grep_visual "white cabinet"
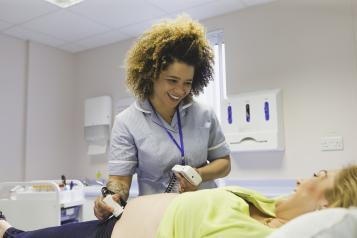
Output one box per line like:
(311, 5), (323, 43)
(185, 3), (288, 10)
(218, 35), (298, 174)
(0, 180), (84, 230)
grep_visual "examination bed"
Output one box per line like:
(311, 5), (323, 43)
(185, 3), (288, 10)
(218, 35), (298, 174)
(2, 178), (356, 238)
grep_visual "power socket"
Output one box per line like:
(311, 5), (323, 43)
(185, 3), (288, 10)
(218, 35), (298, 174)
(320, 136), (343, 151)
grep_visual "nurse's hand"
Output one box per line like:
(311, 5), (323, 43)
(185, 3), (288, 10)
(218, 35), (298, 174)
(176, 172), (199, 193)
(94, 194), (120, 220)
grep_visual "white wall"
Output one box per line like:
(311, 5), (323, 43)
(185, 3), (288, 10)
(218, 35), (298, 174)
(0, 38), (76, 182)
(0, 35), (26, 181)
(74, 0), (357, 179)
(1, 0), (356, 182)
(202, 0), (357, 178)
(73, 40), (134, 179)
(25, 42), (76, 180)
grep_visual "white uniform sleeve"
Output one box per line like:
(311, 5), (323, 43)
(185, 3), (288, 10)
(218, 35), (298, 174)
(207, 109), (230, 161)
(108, 114), (138, 175)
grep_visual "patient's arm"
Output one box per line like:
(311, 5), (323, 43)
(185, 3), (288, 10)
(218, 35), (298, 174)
(111, 193), (177, 238)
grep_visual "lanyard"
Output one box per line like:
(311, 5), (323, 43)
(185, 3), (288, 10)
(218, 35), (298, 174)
(149, 102), (185, 165)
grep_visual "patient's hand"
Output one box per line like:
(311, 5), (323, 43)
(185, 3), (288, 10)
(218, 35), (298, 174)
(94, 194), (120, 220)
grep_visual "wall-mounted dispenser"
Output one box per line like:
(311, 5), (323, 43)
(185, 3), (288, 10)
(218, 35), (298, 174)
(84, 96), (112, 155)
(220, 89), (284, 152)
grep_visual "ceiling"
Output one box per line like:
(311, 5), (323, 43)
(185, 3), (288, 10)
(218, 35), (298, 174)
(0, 0), (274, 53)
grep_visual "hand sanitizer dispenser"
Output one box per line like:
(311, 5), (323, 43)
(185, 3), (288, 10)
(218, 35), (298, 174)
(221, 89), (284, 152)
(84, 96), (112, 155)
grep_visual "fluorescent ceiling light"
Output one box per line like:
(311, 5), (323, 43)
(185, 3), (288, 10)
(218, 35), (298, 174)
(45, 0), (85, 8)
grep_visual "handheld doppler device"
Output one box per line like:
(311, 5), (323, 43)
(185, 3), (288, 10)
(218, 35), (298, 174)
(103, 194), (124, 217)
(172, 165), (202, 186)
(101, 187), (126, 217)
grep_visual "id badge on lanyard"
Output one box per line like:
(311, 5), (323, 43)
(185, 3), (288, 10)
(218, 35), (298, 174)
(150, 102), (185, 165)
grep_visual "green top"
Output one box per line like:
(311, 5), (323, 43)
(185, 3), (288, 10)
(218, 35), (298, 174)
(156, 186), (277, 238)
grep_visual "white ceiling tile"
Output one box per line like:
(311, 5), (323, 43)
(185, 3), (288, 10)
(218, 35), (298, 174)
(120, 12), (197, 38)
(77, 29), (130, 48)
(57, 42), (90, 53)
(69, 0), (167, 29)
(183, 0), (246, 21)
(148, 0), (215, 13)
(0, 20), (12, 31)
(0, 0), (59, 24)
(4, 26), (66, 47)
(119, 18), (166, 38)
(242, 0), (275, 7)
(0, 0), (274, 53)
(22, 9), (110, 42)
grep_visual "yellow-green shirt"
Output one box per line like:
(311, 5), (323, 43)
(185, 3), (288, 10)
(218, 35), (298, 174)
(156, 186), (277, 238)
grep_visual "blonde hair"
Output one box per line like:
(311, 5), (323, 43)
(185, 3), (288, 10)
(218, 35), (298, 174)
(125, 15), (214, 101)
(326, 164), (357, 208)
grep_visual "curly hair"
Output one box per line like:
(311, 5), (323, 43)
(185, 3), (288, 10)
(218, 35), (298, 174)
(325, 164), (357, 208)
(125, 15), (214, 100)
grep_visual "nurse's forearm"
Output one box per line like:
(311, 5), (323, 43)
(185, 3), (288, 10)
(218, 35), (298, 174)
(197, 156), (231, 182)
(107, 175), (132, 201)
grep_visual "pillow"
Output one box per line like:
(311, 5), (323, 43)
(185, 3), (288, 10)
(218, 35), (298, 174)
(267, 207), (357, 238)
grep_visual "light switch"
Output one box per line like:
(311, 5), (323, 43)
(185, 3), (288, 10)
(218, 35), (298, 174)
(320, 136), (344, 151)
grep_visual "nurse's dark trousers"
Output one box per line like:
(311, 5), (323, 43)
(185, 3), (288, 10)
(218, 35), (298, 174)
(3, 216), (118, 238)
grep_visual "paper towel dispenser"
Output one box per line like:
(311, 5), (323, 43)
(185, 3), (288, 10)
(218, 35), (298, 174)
(220, 89), (284, 152)
(84, 96), (112, 155)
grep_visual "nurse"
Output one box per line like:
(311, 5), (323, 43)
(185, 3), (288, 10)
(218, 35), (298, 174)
(94, 15), (231, 220)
